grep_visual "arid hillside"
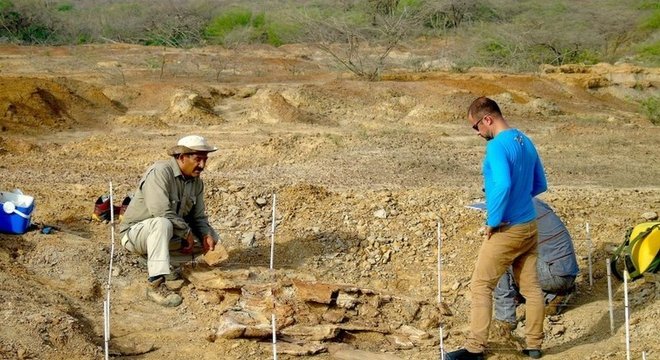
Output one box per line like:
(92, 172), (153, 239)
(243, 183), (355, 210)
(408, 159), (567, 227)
(0, 44), (658, 360)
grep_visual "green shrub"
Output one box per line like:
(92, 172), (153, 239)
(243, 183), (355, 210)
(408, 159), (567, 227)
(76, 33), (91, 44)
(637, 40), (660, 60)
(479, 40), (512, 66)
(56, 3), (73, 12)
(399, 0), (422, 8)
(142, 23), (203, 47)
(0, 1), (58, 44)
(646, 11), (660, 28)
(639, 0), (660, 11)
(262, 20), (300, 47)
(222, 26), (257, 47)
(252, 12), (266, 28)
(204, 8), (253, 40)
(640, 96), (660, 125)
(640, 8), (660, 30)
(572, 49), (601, 64)
(204, 8), (300, 47)
(484, 41), (509, 57)
(421, 0), (499, 31)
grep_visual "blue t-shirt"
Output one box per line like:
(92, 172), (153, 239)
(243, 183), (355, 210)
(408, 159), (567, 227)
(483, 128), (547, 227)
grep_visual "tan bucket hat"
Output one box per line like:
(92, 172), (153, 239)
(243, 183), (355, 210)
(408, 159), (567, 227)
(167, 135), (218, 156)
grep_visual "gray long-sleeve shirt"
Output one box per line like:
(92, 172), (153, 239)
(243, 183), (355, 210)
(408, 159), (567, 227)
(119, 157), (215, 240)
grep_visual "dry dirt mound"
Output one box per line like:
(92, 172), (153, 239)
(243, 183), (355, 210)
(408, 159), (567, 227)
(0, 77), (124, 135)
(164, 90), (226, 126)
(211, 135), (343, 170)
(114, 112), (169, 129)
(0, 232), (104, 359)
(0, 136), (41, 155)
(249, 89), (332, 125)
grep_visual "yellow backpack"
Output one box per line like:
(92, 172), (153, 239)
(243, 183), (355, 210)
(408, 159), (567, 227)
(610, 222), (660, 281)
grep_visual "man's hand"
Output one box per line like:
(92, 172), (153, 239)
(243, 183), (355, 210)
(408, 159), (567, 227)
(486, 222), (509, 240)
(203, 234), (215, 253)
(181, 231), (195, 254)
(486, 226), (496, 240)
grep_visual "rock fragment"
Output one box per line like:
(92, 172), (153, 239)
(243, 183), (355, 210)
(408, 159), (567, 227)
(373, 209), (388, 219)
(203, 244), (229, 266)
(641, 211), (658, 221)
(242, 232), (256, 247)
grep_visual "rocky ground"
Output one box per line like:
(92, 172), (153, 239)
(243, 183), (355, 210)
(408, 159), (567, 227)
(0, 44), (658, 360)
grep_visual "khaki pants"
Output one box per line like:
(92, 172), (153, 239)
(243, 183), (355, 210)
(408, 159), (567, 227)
(466, 221), (544, 352)
(121, 217), (174, 278)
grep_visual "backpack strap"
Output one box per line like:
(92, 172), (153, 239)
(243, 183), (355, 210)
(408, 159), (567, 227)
(610, 227), (633, 281)
(610, 223), (660, 281)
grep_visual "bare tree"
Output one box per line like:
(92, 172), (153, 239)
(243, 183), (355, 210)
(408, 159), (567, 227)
(585, 4), (644, 61)
(369, 0), (400, 16)
(296, 6), (416, 81)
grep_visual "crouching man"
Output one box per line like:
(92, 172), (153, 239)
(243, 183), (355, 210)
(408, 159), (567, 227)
(493, 199), (579, 333)
(119, 135), (220, 307)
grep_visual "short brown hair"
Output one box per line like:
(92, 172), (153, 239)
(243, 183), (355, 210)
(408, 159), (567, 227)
(468, 96), (502, 120)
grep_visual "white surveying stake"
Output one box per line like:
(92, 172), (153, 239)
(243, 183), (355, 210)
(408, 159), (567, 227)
(437, 221), (443, 305)
(586, 222), (593, 288)
(623, 269), (631, 360)
(437, 221), (445, 360)
(270, 193), (278, 360)
(103, 181), (117, 360)
(605, 258), (615, 335)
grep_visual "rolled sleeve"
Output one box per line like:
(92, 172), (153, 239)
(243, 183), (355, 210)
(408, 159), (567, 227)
(187, 182), (214, 239)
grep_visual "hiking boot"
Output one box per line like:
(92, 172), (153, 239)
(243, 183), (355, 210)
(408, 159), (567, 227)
(445, 349), (484, 360)
(545, 292), (573, 316)
(147, 275), (165, 288)
(164, 268), (182, 281)
(522, 349), (543, 358)
(146, 276), (182, 307)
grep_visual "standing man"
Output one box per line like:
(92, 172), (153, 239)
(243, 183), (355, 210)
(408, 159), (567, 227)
(447, 97), (548, 359)
(120, 135), (220, 307)
(493, 198), (579, 333)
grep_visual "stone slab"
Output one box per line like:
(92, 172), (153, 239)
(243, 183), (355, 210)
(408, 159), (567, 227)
(203, 243), (229, 266)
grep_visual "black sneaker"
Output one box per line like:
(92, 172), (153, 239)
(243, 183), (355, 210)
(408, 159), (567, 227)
(446, 349), (484, 360)
(522, 349), (542, 359)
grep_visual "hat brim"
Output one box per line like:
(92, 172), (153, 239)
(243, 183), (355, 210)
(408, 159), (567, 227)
(167, 145), (218, 156)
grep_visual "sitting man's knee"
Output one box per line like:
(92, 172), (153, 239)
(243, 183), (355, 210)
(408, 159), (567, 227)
(151, 217), (174, 235)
